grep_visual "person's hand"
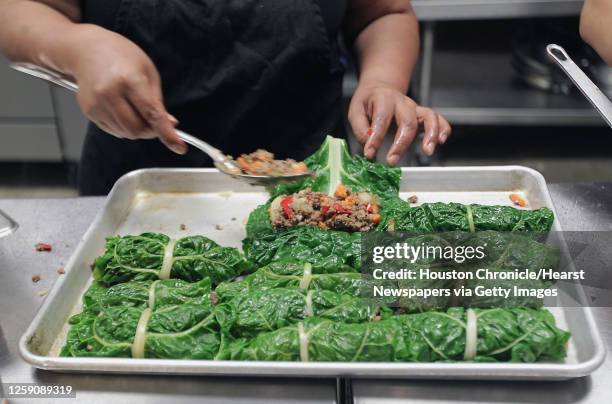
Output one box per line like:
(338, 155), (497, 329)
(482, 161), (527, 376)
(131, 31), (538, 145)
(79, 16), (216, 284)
(67, 25), (187, 154)
(348, 80), (451, 165)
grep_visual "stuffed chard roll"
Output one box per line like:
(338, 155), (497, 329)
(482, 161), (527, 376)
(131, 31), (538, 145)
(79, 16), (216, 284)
(380, 199), (554, 232)
(80, 278), (213, 314)
(243, 225), (362, 270)
(459, 231), (560, 308)
(216, 287), (390, 338)
(61, 279), (221, 359)
(222, 307), (569, 363)
(93, 233), (251, 286)
(383, 231), (561, 311)
(215, 262), (371, 303)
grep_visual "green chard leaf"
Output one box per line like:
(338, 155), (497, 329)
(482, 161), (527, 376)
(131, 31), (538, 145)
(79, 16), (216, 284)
(221, 307), (569, 363)
(243, 226), (362, 270)
(215, 261), (368, 303)
(245, 136), (401, 239)
(80, 278), (213, 315)
(271, 135), (401, 200)
(379, 200), (555, 232)
(459, 231), (560, 308)
(216, 287), (389, 338)
(376, 231), (561, 311)
(61, 279), (222, 359)
(94, 233), (252, 286)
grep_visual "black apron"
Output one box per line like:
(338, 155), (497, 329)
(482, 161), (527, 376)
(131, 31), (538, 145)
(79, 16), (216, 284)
(79, 0), (347, 195)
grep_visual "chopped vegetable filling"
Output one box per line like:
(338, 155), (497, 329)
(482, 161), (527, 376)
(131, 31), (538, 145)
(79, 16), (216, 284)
(270, 185), (381, 232)
(236, 149), (308, 176)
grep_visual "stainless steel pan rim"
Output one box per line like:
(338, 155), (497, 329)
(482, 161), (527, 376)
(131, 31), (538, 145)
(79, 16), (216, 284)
(0, 208), (19, 238)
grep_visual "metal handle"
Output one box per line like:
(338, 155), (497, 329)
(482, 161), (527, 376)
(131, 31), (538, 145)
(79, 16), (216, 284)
(174, 130), (226, 162)
(546, 44), (612, 128)
(10, 62), (78, 92)
(9, 62), (230, 164)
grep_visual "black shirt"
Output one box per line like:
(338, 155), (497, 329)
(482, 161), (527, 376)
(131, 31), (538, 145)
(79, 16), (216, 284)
(82, 0), (347, 39)
(77, 0), (349, 195)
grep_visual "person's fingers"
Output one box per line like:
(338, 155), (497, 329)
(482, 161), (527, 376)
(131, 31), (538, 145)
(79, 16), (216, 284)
(416, 106), (440, 156)
(437, 113), (452, 144)
(89, 104), (125, 139)
(364, 94), (393, 160)
(94, 117), (120, 138)
(126, 79), (187, 154)
(167, 114), (179, 126)
(386, 99), (418, 166)
(347, 98), (372, 145)
(110, 98), (153, 139)
(76, 89), (123, 138)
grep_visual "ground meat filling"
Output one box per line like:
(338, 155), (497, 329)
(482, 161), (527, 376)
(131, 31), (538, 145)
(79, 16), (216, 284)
(269, 185), (381, 232)
(236, 150), (309, 176)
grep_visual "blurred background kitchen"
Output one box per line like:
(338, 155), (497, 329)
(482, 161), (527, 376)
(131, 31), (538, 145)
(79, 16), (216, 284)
(0, 0), (610, 198)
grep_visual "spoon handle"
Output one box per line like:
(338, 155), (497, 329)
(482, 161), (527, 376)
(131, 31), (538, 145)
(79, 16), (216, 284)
(9, 62), (232, 166)
(173, 131), (221, 160)
(547, 44), (612, 128)
(10, 62), (78, 92)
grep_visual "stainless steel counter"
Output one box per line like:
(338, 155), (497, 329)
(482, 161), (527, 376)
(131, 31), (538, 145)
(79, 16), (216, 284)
(0, 198), (337, 404)
(0, 182), (610, 403)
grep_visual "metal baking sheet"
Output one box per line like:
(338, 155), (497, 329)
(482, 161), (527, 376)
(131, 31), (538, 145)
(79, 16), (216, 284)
(19, 167), (606, 380)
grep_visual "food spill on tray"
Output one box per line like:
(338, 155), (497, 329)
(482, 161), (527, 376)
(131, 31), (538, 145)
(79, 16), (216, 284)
(35, 242), (52, 252)
(235, 149), (308, 176)
(61, 136), (569, 363)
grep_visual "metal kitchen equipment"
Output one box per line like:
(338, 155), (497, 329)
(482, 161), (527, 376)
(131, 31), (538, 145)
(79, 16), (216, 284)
(547, 44), (612, 128)
(19, 167), (606, 380)
(9, 62), (313, 186)
(0, 208), (18, 238)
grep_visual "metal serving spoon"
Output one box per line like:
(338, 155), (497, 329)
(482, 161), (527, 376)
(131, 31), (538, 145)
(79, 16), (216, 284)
(10, 62), (312, 186)
(546, 44), (612, 128)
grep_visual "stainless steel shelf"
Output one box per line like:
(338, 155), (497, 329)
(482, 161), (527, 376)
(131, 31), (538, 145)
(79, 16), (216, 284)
(426, 49), (605, 126)
(412, 0), (584, 21)
(434, 106), (601, 125)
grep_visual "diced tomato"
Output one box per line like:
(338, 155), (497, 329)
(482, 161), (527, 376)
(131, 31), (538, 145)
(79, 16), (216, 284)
(280, 196), (294, 219)
(370, 213), (381, 224)
(366, 203), (373, 213)
(333, 203), (351, 215)
(321, 205), (330, 214)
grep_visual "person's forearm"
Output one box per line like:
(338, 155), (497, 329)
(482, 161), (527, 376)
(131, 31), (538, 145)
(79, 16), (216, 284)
(0, 0), (86, 76)
(580, 0), (612, 65)
(351, 5), (419, 93)
(344, 1), (449, 164)
(0, 0), (185, 153)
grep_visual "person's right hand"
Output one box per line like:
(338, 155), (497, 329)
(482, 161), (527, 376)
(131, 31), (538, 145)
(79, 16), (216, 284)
(68, 25), (187, 154)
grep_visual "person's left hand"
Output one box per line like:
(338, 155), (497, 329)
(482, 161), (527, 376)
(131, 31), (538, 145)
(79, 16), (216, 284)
(348, 80), (451, 165)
